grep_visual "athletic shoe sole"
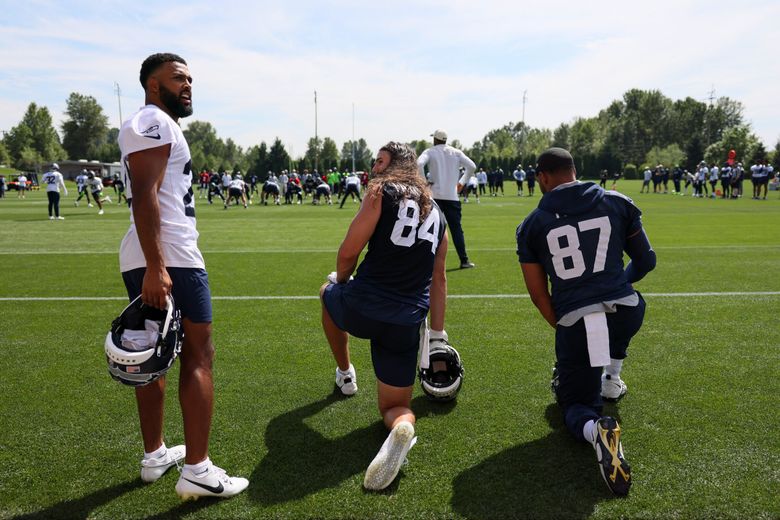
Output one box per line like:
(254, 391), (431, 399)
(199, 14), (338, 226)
(364, 422), (416, 491)
(594, 417), (631, 496)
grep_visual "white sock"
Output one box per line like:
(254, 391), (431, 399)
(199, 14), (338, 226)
(338, 365), (352, 375)
(583, 420), (597, 446)
(144, 443), (167, 459)
(430, 329), (448, 341)
(605, 358), (624, 378)
(184, 457), (211, 475)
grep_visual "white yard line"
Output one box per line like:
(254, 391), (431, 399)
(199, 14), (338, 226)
(2, 291), (779, 302)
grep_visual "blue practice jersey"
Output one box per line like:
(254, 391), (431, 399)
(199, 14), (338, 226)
(516, 181), (643, 319)
(347, 185), (446, 325)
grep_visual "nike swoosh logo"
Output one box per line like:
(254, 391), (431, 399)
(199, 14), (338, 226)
(183, 478), (224, 494)
(144, 134), (161, 140)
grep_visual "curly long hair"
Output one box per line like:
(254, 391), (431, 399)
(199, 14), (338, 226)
(368, 141), (433, 219)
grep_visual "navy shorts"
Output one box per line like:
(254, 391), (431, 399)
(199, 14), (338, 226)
(322, 282), (420, 387)
(122, 267), (213, 323)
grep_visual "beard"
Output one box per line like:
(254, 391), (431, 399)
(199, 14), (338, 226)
(159, 84), (193, 119)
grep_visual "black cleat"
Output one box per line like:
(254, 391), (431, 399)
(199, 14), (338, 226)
(593, 416), (631, 496)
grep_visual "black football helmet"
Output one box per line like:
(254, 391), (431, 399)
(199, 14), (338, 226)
(104, 295), (182, 387)
(419, 339), (464, 401)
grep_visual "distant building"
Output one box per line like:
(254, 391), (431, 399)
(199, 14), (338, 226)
(45, 160), (121, 180)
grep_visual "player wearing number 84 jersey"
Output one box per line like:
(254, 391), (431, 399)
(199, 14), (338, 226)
(516, 148), (656, 496)
(321, 141), (448, 491)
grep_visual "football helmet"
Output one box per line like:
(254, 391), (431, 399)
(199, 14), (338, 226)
(104, 295), (182, 387)
(419, 339), (464, 401)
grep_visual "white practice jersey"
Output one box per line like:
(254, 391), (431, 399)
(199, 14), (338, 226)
(118, 104), (203, 272)
(229, 179), (245, 190)
(90, 177), (104, 192)
(76, 174), (87, 188)
(346, 175), (360, 186)
(417, 144), (476, 201)
(42, 171), (65, 193)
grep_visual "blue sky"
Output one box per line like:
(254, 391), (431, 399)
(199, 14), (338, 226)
(1, 0), (778, 157)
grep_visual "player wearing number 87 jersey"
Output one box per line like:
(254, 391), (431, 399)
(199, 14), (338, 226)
(321, 141), (448, 491)
(516, 148), (656, 496)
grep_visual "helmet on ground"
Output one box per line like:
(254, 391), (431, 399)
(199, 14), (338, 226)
(419, 339), (464, 401)
(104, 295), (182, 387)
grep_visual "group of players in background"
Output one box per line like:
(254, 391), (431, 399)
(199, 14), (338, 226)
(194, 167), (367, 208)
(626, 160), (775, 199)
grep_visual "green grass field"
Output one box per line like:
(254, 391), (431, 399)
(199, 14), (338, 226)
(1, 181), (778, 519)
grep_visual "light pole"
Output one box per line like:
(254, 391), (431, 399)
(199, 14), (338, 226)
(352, 103), (356, 173)
(114, 82), (123, 127)
(314, 90), (319, 173)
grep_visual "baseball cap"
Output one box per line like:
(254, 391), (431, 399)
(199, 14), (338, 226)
(52, 163), (59, 170)
(536, 147), (574, 173)
(431, 129), (448, 141)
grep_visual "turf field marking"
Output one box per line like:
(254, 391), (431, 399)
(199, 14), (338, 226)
(2, 244), (780, 255)
(2, 291), (779, 302)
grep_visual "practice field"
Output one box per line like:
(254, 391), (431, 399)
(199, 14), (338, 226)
(0, 181), (778, 519)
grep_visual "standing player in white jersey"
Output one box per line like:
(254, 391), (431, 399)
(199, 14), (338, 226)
(41, 163), (68, 219)
(417, 129), (477, 269)
(117, 53), (248, 500)
(74, 169), (93, 207)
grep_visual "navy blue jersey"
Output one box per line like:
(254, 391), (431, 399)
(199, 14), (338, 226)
(349, 185), (446, 324)
(516, 182), (642, 319)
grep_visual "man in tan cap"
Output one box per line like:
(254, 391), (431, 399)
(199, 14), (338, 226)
(417, 129), (477, 269)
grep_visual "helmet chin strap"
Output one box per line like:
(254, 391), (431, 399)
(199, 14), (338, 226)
(160, 295), (174, 338)
(419, 319), (430, 370)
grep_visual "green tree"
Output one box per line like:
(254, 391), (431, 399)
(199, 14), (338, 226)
(341, 139), (372, 171)
(246, 142), (269, 177)
(321, 137), (339, 170)
(61, 92), (109, 160)
(644, 144), (686, 169)
(407, 140), (431, 158)
(703, 125), (762, 165)
(93, 127), (120, 163)
(552, 123), (571, 149)
(771, 139), (780, 172)
(0, 141), (10, 166)
(305, 137), (322, 170)
(183, 121), (225, 160)
(268, 138), (291, 173)
(4, 103), (65, 166)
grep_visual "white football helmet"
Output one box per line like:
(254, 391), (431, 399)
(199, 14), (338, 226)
(105, 295), (182, 387)
(419, 339), (464, 401)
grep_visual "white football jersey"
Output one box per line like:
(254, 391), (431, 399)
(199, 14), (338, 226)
(42, 171), (64, 192)
(118, 104), (203, 272)
(229, 179), (245, 190)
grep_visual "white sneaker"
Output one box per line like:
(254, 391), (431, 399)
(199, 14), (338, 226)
(56, 216), (65, 220)
(49, 216), (54, 220)
(74, 201), (79, 207)
(88, 203), (93, 207)
(601, 373), (628, 401)
(364, 421), (417, 490)
(140, 445), (185, 483)
(98, 209), (104, 215)
(335, 364), (358, 396)
(104, 196), (112, 203)
(175, 461), (249, 500)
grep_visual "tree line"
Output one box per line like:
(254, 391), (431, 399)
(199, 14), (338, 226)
(2, 89), (778, 179)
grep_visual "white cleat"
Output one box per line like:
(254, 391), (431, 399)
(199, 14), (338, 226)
(49, 216), (55, 220)
(335, 364), (358, 396)
(364, 421), (417, 491)
(98, 209), (104, 215)
(140, 445), (185, 483)
(175, 462), (249, 500)
(601, 373), (628, 401)
(56, 216), (65, 220)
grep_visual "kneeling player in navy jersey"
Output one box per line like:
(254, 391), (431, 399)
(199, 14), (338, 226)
(516, 148), (656, 496)
(321, 142), (448, 491)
